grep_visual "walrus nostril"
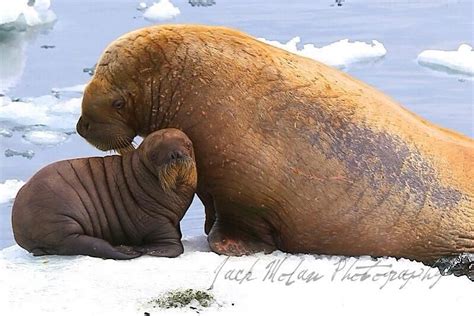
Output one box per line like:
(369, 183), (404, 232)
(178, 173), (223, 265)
(169, 150), (184, 160)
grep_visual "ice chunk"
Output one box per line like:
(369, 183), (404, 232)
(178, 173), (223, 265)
(4, 149), (35, 159)
(258, 37), (387, 68)
(417, 44), (474, 76)
(137, 2), (148, 11)
(188, 0), (216, 7)
(0, 95), (81, 131)
(51, 84), (87, 98)
(0, 179), (25, 204)
(22, 130), (68, 146)
(83, 64), (96, 76)
(143, 0), (181, 22)
(0, 0), (56, 31)
(0, 128), (13, 137)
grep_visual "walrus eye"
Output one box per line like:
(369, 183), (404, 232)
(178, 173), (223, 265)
(112, 99), (125, 109)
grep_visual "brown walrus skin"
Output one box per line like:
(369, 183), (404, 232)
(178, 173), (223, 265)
(76, 25), (474, 275)
(12, 129), (197, 259)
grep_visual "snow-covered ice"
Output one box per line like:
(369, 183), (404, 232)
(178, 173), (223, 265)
(23, 130), (69, 146)
(143, 0), (181, 22)
(0, 0), (56, 31)
(0, 95), (82, 131)
(0, 179), (24, 204)
(0, 235), (471, 315)
(258, 37), (387, 68)
(417, 44), (474, 76)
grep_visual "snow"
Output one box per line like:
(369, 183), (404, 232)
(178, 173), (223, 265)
(0, 95), (82, 131)
(143, 0), (181, 22)
(417, 44), (474, 76)
(0, 0), (56, 31)
(22, 130), (69, 146)
(258, 37), (387, 68)
(0, 179), (24, 204)
(0, 235), (471, 315)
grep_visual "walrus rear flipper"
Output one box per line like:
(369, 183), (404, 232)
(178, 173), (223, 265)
(59, 235), (142, 260)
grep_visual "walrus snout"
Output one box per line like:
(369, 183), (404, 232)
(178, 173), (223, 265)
(169, 150), (185, 161)
(76, 115), (136, 153)
(76, 116), (89, 138)
(159, 145), (193, 166)
(140, 129), (194, 167)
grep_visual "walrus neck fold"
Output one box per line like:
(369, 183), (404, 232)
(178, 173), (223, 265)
(121, 151), (190, 226)
(139, 46), (192, 135)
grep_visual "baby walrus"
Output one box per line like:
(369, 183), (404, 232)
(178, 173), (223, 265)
(12, 128), (197, 259)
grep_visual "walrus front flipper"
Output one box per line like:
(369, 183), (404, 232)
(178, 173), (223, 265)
(134, 242), (184, 258)
(433, 253), (474, 281)
(59, 235), (142, 260)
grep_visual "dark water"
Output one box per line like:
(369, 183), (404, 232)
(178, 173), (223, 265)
(0, 0), (472, 249)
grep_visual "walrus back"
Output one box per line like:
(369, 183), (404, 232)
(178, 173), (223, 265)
(11, 163), (78, 252)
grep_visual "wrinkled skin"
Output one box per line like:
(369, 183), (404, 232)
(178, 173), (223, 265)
(12, 129), (197, 259)
(77, 25), (474, 277)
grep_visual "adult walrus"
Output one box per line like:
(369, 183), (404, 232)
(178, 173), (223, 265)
(12, 129), (197, 259)
(76, 25), (474, 276)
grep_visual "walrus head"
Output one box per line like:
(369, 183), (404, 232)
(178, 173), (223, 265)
(138, 128), (197, 193)
(76, 26), (196, 154)
(77, 77), (138, 154)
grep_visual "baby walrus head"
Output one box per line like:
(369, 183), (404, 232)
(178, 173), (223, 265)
(137, 128), (197, 194)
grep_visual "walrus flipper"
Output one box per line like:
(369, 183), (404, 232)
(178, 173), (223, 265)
(208, 223), (276, 256)
(59, 235), (142, 260)
(134, 242), (184, 258)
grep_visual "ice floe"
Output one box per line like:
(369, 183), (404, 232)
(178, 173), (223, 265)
(4, 148), (35, 159)
(0, 179), (25, 204)
(23, 130), (69, 146)
(417, 44), (474, 76)
(0, 95), (82, 131)
(143, 0), (181, 22)
(0, 235), (471, 315)
(258, 37), (387, 68)
(0, 0), (56, 31)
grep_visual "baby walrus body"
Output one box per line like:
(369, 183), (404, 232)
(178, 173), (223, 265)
(12, 129), (197, 259)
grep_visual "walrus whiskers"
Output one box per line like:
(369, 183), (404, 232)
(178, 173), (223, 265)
(157, 157), (197, 193)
